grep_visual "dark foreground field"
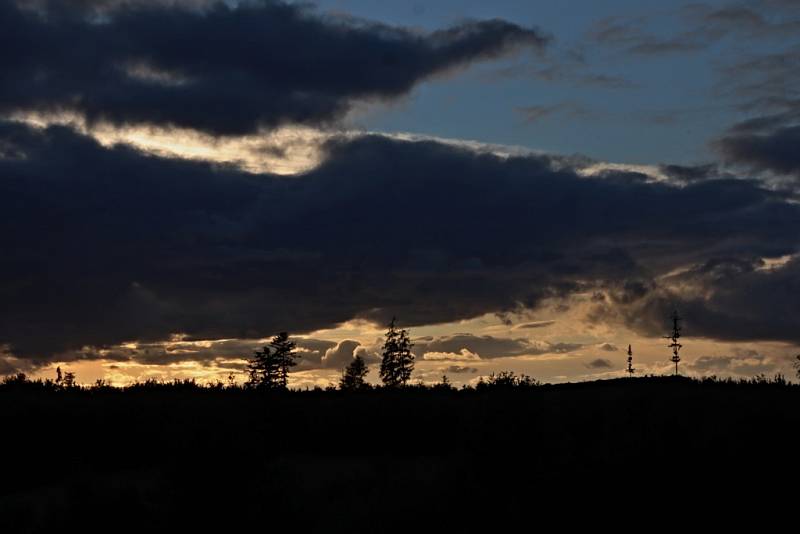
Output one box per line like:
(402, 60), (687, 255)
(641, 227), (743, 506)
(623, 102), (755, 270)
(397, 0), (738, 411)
(1, 376), (798, 532)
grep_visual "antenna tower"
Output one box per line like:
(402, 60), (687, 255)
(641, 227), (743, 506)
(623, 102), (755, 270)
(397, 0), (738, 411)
(626, 344), (635, 377)
(665, 311), (682, 375)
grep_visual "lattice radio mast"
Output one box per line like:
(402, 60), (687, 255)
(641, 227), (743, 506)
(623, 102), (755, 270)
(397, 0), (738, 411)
(626, 344), (635, 377)
(665, 311), (682, 375)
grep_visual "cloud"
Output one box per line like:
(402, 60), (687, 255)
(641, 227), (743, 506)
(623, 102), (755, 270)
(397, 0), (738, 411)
(658, 164), (720, 183)
(514, 321), (556, 330)
(0, 0), (548, 136)
(423, 349), (481, 362)
(3, 121), (800, 365)
(488, 49), (635, 90)
(15, 334), (378, 374)
(589, 16), (707, 56)
(719, 123), (800, 178)
(321, 340), (361, 369)
(0, 357), (19, 375)
(590, 4), (800, 57)
(589, 256), (800, 344)
(443, 365), (478, 374)
(414, 335), (535, 360)
(31, 336), (342, 370)
(687, 6), (800, 183)
(584, 358), (613, 369)
(687, 351), (794, 377)
(517, 102), (591, 124)
(413, 334), (582, 360)
(597, 343), (618, 352)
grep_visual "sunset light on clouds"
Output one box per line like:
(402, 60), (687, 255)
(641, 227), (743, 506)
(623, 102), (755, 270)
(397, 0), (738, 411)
(2, 0), (800, 387)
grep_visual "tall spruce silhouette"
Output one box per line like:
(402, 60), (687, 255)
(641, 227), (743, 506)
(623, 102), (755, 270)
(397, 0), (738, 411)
(379, 317), (414, 387)
(246, 332), (297, 390)
(626, 344), (635, 377)
(339, 354), (369, 390)
(665, 311), (682, 376)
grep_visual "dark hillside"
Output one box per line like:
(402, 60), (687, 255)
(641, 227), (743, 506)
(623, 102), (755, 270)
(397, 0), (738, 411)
(1, 376), (797, 531)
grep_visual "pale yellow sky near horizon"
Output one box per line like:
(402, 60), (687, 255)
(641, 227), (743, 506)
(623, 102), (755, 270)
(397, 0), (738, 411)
(22, 307), (800, 388)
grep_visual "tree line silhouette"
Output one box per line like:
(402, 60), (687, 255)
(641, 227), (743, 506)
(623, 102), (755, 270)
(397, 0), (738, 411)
(2, 314), (797, 533)
(245, 316), (418, 391)
(4, 312), (799, 391)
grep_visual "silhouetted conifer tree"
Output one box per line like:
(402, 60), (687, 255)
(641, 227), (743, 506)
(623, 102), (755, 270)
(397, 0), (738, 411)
(379, 318), (414, 387)
(246, 332), (297, 390)
(339, 354), (369, 390)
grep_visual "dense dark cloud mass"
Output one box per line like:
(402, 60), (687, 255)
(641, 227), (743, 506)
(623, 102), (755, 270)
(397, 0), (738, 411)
(0, 0), (547, 135)
(3, 119), (800, 366)
(719, 119), (800, 178)
(584, 358), (612, 369)
(658, 163), (720, 183)
(590, 255), (800, 344)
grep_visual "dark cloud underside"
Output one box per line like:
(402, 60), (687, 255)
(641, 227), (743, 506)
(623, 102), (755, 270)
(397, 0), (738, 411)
(719, 124), (800, 178)
(0, 0), (547, 135)
(585, 358), (612, 369)
(2, 121), (800, 365)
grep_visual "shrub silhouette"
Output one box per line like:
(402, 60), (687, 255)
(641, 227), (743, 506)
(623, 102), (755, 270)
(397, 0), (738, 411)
(476, 371), (540, 390)
(379, 317), (414, 387)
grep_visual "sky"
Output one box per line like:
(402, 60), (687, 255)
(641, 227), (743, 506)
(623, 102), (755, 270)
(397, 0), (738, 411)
(1, 0), (800, 386)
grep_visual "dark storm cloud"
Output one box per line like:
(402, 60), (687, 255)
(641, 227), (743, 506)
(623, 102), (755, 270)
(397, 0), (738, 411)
(658, 164), (720, 183)
(712, 36), (800, 180)
(2, 121), (800, 365)
(719, 123), (800, 178)
(591, 256), (800, 344)
(0, 0), (547, 135)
